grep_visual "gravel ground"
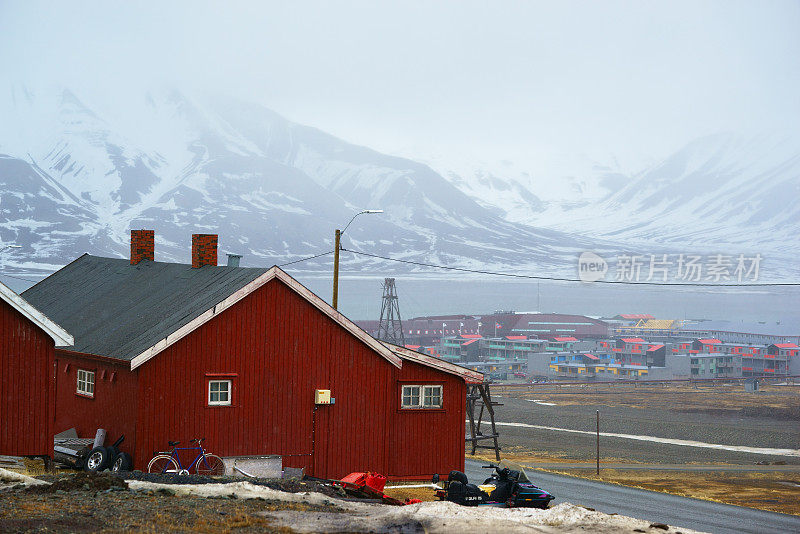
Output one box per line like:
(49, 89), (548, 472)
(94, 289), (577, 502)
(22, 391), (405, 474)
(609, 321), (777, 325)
(0, 471), (348, 533)
(62, 471), (343, 497)
(480, 385), (800, 465)
(0, 471), (703, 533)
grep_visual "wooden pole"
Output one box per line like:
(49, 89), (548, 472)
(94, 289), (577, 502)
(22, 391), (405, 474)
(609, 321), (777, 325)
(596, 410), (600, 476)
(332, 229), (341, 310)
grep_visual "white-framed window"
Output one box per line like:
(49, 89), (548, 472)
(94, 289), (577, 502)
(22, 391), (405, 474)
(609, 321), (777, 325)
(401, 384), (442, 409)
(208, 379), (232, 406)
(76, 369), (95, 397)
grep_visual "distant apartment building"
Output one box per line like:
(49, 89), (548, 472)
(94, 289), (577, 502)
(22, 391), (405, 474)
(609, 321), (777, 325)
(481, 312), (609, 340)
(610, 314), (655, 324)
(482, 336), (547, 361)
(546, 336), (579, 351)
(437, 334), (546, 364)
(439, 334), (483, 362)
(679, 320), (800, 345)
(528, 351), (651, 379)
(461, 360), (526, 380)
(612, 319), (684, 340)
(404, 315), (481, 346)
(356, 315), (481, 347)
(528, 333), (797, 381)
(686, 339), (799, 378)
(605, 338), (667, 367)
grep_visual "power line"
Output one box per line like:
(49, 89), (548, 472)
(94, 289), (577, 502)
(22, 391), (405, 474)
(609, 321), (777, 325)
(279, 250), (334, 267)
(340, 248), (800, 287)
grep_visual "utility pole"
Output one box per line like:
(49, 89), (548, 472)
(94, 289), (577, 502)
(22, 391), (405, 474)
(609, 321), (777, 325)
(596, 410), (600, 476)
(377, 278), (405, 345)
(331, 210), (382, 310)
(332, 229), (341, 310)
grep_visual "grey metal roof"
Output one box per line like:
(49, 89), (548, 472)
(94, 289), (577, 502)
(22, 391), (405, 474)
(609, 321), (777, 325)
(21, 254), (269, 361)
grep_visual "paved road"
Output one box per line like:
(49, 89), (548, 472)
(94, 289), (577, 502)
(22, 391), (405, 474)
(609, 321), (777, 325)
(464, 459), (800, 534)
(518, 462), (800, 472)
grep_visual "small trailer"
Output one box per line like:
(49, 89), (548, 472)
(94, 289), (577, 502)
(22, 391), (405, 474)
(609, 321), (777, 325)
(53, 428), (132, 472)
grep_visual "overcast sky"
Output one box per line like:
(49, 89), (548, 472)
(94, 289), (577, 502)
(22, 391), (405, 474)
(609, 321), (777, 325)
(1, 0), (798, 166)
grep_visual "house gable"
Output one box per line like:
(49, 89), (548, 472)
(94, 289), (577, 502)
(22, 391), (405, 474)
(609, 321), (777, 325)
(133, 277), (400, 476)
(130, 266), (401, 370)
(0, 281), (72, 346)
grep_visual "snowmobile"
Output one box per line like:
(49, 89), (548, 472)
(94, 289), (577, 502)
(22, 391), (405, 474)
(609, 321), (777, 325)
(432, 460), (554, 508)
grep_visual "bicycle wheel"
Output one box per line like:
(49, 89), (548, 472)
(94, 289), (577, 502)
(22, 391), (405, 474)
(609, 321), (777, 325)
(195, 453), (225, 476)
(147, 454), (180, 474)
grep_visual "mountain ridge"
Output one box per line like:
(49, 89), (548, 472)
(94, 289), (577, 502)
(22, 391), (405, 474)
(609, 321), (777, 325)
(0, 87), (617, 281)
(1, 86), (796, 284)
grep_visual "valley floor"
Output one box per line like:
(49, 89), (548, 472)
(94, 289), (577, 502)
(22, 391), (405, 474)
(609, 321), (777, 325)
(468, 383), (800, 515)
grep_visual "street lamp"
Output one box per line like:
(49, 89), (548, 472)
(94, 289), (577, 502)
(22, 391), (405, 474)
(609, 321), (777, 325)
(332, 209), (383, 310)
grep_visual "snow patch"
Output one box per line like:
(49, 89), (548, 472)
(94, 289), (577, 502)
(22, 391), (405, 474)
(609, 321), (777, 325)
(126, 480), (340, 506)
(262, 501), (706, 533)
(0, 467), (49, 489)
(493, 421), (800, 457)
(128, 478), (705, 533)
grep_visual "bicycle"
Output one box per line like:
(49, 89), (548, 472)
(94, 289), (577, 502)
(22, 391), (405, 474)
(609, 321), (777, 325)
(147, 438), (225, 475)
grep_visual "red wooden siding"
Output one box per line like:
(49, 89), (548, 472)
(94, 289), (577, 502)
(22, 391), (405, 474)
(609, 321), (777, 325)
(389, 359), (466, 479)
(134, 279), (466, 479)
(53, 350), (138, 458)
(0, 299), (54, 456)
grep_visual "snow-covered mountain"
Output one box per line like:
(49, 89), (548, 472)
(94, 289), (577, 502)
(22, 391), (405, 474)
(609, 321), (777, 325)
(1, 86), (796, 284)
(0, 86), (618, 280)
(423, 133), (800, 261)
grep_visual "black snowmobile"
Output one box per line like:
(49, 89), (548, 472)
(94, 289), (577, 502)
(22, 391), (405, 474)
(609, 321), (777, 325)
(432, 459), (554, 508)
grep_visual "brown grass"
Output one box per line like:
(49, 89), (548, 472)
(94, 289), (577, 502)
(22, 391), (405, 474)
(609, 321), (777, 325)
(21, 458), (48, 476)
(468, 448), (633, 465)
(544, 468), (800, 516)
(382, 484), (439, 503)
(501, 383), (800, 417)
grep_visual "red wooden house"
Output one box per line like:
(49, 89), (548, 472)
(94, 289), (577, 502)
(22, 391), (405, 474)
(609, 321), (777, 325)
(0, 281), (73, 457)
(21, 231), (482, 478)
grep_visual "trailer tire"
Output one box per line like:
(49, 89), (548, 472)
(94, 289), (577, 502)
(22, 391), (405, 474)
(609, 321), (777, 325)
(74, 446), (90, 470)
(111, 452), (133, 472)
(85, 446), (112, 472)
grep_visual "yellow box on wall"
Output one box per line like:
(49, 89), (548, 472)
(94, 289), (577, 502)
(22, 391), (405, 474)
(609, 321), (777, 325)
(315, 389), (331, 404)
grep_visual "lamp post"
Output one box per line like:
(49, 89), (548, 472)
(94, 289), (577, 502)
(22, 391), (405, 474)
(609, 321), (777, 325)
(332, 209), (383, 310)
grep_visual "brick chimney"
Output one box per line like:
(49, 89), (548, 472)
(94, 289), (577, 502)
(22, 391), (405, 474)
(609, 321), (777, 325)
(192, 234), (218, 268)
(130, 229), (154, 265)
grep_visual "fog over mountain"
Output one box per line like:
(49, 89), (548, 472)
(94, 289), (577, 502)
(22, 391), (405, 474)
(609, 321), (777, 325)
(1, 86), (797, 284)
(422, 133), (800, 253)
(1, 2), (797, 285)
(0, 86), (625, 279)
